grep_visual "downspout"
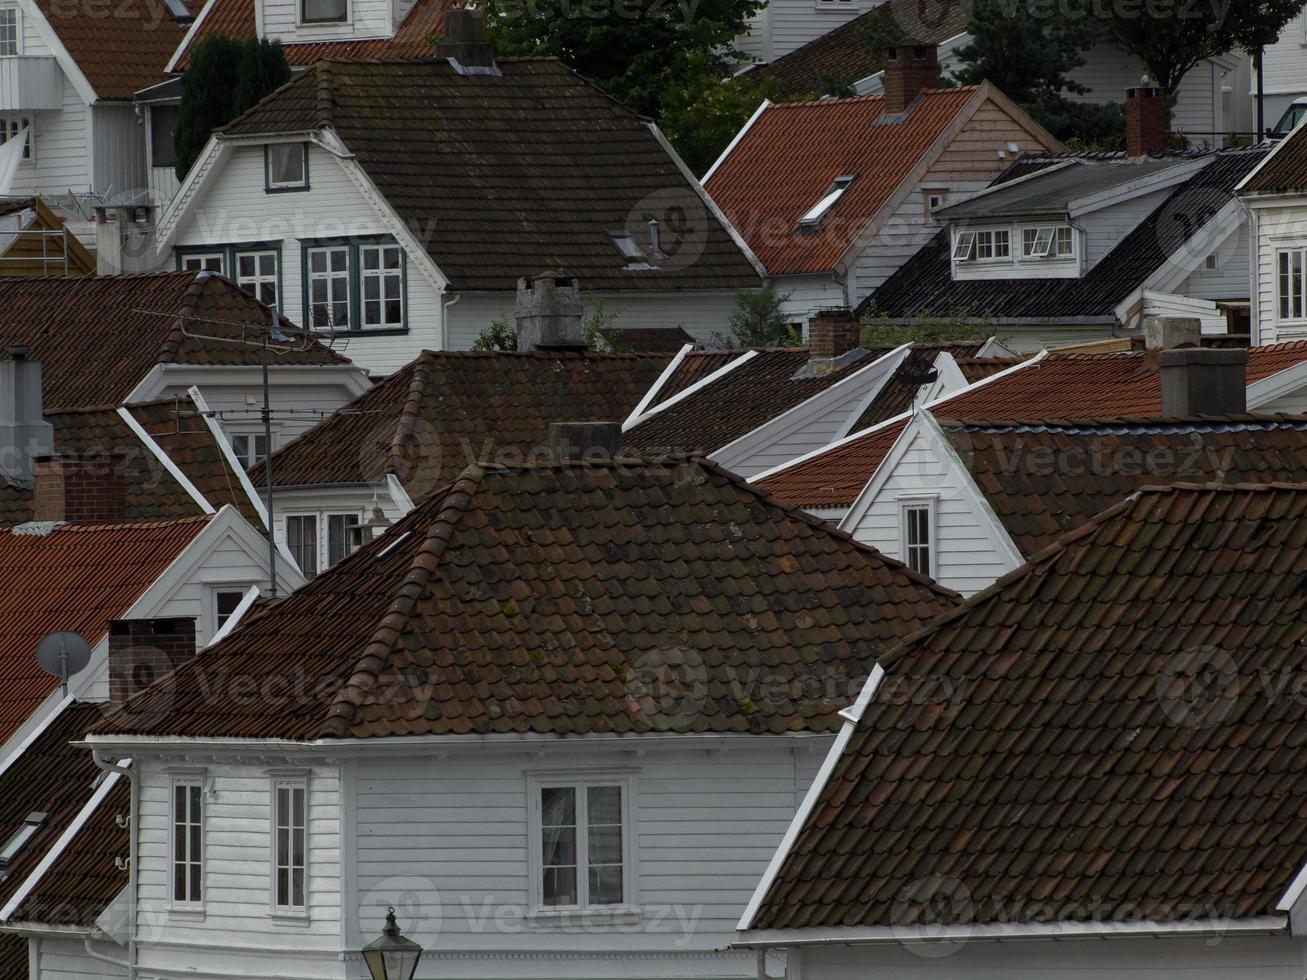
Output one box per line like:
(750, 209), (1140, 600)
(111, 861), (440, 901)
(440, 289), (461, 350)
(90, 750), (136, 980)
(1241, 198), (1260, 345)
(81, 934), (128, 973)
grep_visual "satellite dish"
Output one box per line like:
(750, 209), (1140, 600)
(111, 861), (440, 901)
(36, 630), (92, 697)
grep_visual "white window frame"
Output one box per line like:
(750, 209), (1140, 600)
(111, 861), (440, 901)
(0, 114), (32, 162)
(325, 511), (362, 569)
(180, 252), (224, 274)
(265, 142), (308, 190)
(526, 773), (637, 917)
(923, 189), (948, 221)
(973, 228), (1009, 261)
(209, 586), (250, 638)
(227, 426), (274, 468)
(951, 229), (975, 261)
(298, 0), (349, 24)
(0, 811), (45, 877)
(898, 497), (937, 578)
(798, 176), (853, 229)
(268, 771), (310, 917)
(169, 774), (205, 911)
(0, 7), (22, 56)
(234, 249), (279, 308)
(284, 513), (320, 576)
(359, 243), (404, 330)
(1278, 247), (1307, 322)
(306, 245), (351, 331)
(1020, 224), (1075, 260)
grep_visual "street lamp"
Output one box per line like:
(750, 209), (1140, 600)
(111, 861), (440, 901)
(361, 906), (423, 980)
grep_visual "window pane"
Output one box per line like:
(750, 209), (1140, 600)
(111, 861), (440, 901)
(588, 865), (623, 905)
(543, 866), (577, 907)
(268, 144), (305, 186)
(541, 824), (576, 866)
(542, 787), (575, 825)
(587, 785), (620, 824)
(588, 825), (622, 865)
(302, 0), (346, 20)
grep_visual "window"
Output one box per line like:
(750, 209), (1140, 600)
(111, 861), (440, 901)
(901, 502), (933, 577)
(360, 244), (403, 329)
(301, 0), (346, 22)
(952, 230), (975, 260)
(327, 513), (360, 568)
(974, 229), (1009, 260)
(230, 431), (269, 467)
(1279, 248), (1307, 320)
(307, 246), (350, 330)
(1204, 252), (1219, 271)
(151, 105), (178, 170)
(172, 780), (203, 905)
(923, 189), (948, 221)
(0, 115), (31, 161)
(286, 515), (318, 574)
(180, 252), (224, 273)
(235, 250), (278, 307)
(534, 780), (628, 911)
(214, 590), (246, 632)
(265, 143), (308, 191)
(0, 8), (19, 56)
(273, 779), (307, 912)
(0, 812), (45, 878)
(797, 176), (853, 229)
(1022, 225), (1074, 259)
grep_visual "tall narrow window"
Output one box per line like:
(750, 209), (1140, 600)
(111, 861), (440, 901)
(951, 230), (975, 261)
(0, 9), (19, 56)
(540, 786), (577, 907)
(273, 780), (307, 911)
(902, 503), (932, 577)
(1279, 248), (1307, 320)
(327, 513), (360, 567)
(172, 781), (202, 905)
(360, 244), (403, 329)
(286, 515), (318, 574)
(307, 247), (350, 330)
(534, 780), (627, 910)
(236, 250), (278, 307)
(214, 589), (245, 632)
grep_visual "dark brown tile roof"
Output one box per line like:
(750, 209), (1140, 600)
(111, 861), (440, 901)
(220, 59), (761, 292)
(749, 482), (1307, 931)
(622, 346), (896, 456)
(742, 0), (969, 100)
(846, 341), (997, 432)
(1241, 123), (1307, 195)
(36, 0), (189, 98)
(947, 416), (1307, 555)
(0, 518), (208, 746)
(95, 458), (961, 741)
(253, 349), (672, 493)
(0, 399), (261, 525)
(0, 271), (347, 412)
(600, 326), (695, 353)
(0, 934), (22, 978)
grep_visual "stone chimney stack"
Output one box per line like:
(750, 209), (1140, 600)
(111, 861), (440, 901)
(515, 273), (586, 351)
(0, 343), (53, 487)
(31, 454), (128, 524)
(108, 617), (197, 707)
(883, 43), (939, 114)
(1158, 348), (1247, 416)
(1144, 316), (1202, 351)
(437, 5), (497, 73)
(1126, 86), (1168, 157)
(549, 421), (622, 461)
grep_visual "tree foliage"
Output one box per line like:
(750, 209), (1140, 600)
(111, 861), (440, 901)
(175, 34), (291, 179)
(658, 57), (774, 175)
(714, 286), (800, 348)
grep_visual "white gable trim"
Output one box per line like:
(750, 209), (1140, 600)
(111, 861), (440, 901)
(702, 98), (769, 185)
(737, 663), (885, 932)
(14, 0), (97, 104)
(622, 349), (759, 431)
(187, 386), (269, 529)
(1067, 157), (1211, 218)
(623, 343), (695, 429)
(0, 695), (71, 784)
(977, 336), (1019, 358)
(116, 406), (216, 516)
(910, 350), (970, 408)
(164, 0), (217, 73)
(1237, 132), (1298, 195)
(155, 137), (235, 250)
(386, 473), (415, 517)
(1248, 355), (1307, 410)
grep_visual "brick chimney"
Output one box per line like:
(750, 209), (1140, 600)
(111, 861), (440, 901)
(32, 454), (127, 523)
(809, 309), (862, 359)
(1158, 348), (1247, 416)
(436, 5), (497, 73)
(884, 44), (938, 114)
(549, 421), (622, 461)
(108, 617), (197, 706)
(515, 272), (585, 351)
(1126, 86), (1168, 157)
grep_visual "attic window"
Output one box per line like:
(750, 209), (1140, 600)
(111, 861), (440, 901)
(797, 176), (853, 231)
(301, 0), (346, 22)
(609, 232), (656, 271)
(952, 230), (975, 260)
(265, 143), (307, 192)
(0, 811), (46, 873)
(1021, 225), (1073, 259)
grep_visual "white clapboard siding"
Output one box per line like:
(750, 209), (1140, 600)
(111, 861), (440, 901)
(1258, 10), (1307, 99)
(37, 936), (126, 979)
(262, 0), (395, 46)
(760, 0), (867, 61)
(92, 104), (147, 198)
(773, 275), (847, 326)
(7, 21), (92, 197)
(1079, 186), (1174, 270)
(1252, 204), (1307, 344)
(1176, 222), (1250, 302)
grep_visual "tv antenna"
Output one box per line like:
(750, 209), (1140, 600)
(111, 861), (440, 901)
(135, 279), (339, 598)
(36, 630), (93, 698)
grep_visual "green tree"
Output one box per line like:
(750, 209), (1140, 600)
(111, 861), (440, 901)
(658, 59), (774, 176)
(175, 34), (292, 179)
(714, 286), (799, 348)
(471, 318), (518, 351)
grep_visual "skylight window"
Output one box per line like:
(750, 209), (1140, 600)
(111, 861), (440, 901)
(798, 176), (854, 229)
(0, 812), (46, 871)
(609, 231), (657, 271)
(952, 230), (975, 260)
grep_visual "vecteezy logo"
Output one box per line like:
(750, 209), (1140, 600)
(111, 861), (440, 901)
(627, 646), (709, 729)
(890, 874), (974, 958)
(624, 188), (710, 274)
(356, 412), (443, 487)
(1155, 645), (1241, 729)
(358, 875), (443, 948)
(890, 0), (973, 39)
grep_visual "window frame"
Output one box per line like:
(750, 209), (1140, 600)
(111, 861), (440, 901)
(326, 512), (362, 569)
(284, 513), (320, 576)
(175, 243), (283, 308)
(264, 142), (310, 193)
(358, 242), (405, 330)
(227, 427), (274, 469)
(898, 497), (937, 579)
(0, 114), (32, 162)
(0, 6), (21, 56)
(298, 0), (349, 25)
(922, 188), (948, 221)
(797, 175), (854, 231)
(526, 772), (637, 917)
(300, 237), (408, 335)
(268, 771), (310, 917)
(1020, 224), (1075, 260)
(972, 228), (1010, 262)
(210, 586), (250, 638)
(1278, 247), (1307, 322)
(233, 248), (281, 308)
(169, 774), (205, 911)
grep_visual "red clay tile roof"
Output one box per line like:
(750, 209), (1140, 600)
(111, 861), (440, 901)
(0, 271), (347, 412)
(36, 0), (190, 98)
(749, 482), (1307, 931)
(252, 349), (672, 493)
(741, 0), (969, 100)
(1241, 122), (1307, 195)
(705, 88), (980, 276)
(220, 59), (762, 292)
(172, 0), (447, 69)
(0, 517), (208, 746)
(946, 416), (1307, 555)
(95, 458), (960, 740)
(0, 399), (260, 525)
(757, 344), (1307, 508)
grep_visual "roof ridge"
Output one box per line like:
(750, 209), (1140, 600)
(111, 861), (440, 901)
(938, 413), (1307, 430)
(0, 513), (214, 533)
(318, 463), (486, 739)
(157, 272), (207, 365)
(315, 60), (336, 128)
(390, 351), (435, 479)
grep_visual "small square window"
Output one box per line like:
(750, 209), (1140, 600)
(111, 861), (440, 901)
(181, 253), (223, 273)
(301, 0), (346, 22)
(230, 431), (269, 467)
(266, 144), (307, 190)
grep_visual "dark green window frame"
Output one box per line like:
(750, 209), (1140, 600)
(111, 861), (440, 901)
(264, 143), (310, 194)
(175, 242), (285, 313)
(299, 236), (408, 335)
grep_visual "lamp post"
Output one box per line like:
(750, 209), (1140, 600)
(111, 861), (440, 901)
(361, 906), (423, 980)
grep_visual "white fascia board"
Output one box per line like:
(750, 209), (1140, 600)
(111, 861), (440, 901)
(385, 473), (415, 516)
(1067, 157), (1212, 218)
(623, 343), (695, 429)
(16, 0), (97, 104)
(977, 336), (1019, 358)
(1139, 198), (1247, 297)
(1237, 135), (1296, 195)
(736, 915), (1288, 948)
(130, 364), (372, 404)
(711, 345), (912, 467)
(0, 695), (71, 783)
(1248, 356), (1307, 410)
(187, 386), (269, 529)
(164, 0), (215, 73)
(155, 138), (233, 251)
(737, 664), (885, 932)
(204, 583), (262, 648)
(914, 350), (969, 407)
(0, 767), (126, 922)
(702, 99), (770, 185)
(116, 406), (216, 516)
(623, 349), (759, 431)
(1277, 859), (1307, 915)
(646, 120), (770, 280)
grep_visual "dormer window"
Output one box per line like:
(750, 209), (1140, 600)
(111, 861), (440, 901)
(301, 0), (346, 22)
(265, 143), (308, 192)
(1022, 225), (1073, 259)
(0, 811), (46, 878)
(797, 176), (853, 231)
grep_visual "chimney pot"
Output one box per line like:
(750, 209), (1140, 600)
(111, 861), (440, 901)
(1144, 316), (1202, 351)
(108, 617), (197, 707)
(1126, 86), (1168, 157)
(883, 42), (938, 114)
(31, 454), (128, 523)
(549, 421), (622, 461)
(1158, 348), (1247, 416)
(7, 342), (28, 360)
(515, 272), (586, 351)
